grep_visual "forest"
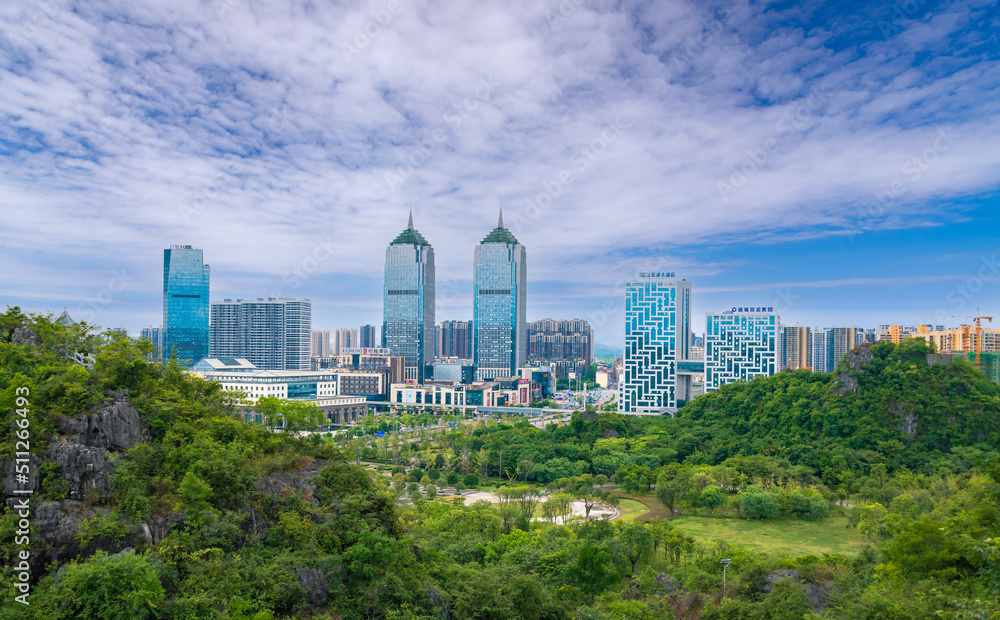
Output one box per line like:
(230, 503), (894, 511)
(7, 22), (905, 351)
(1, 307), (998, 619)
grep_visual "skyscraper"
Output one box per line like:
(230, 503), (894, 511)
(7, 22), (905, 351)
(619, 276), (691, 414)
(780, 325), (812, 370)
(163, 245), (210, 367)
(360, 324), (379, 348)
(704, 309), (779, 391)
(473, 210), (527, 381)
(209, 298), (312, 370)
(383, 212), (435, 382)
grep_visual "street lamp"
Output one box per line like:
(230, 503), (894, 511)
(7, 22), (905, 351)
(720, 558), (732, 598)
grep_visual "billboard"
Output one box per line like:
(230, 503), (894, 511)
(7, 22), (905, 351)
(342, 347), (391, 355)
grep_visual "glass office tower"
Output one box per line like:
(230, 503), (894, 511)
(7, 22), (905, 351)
(704, 310), (779, 391)
(163, 245), (210, 367)
(383, 212), (435, 382)
(620, 277), (691, 414)
(473, 210), (527, 381)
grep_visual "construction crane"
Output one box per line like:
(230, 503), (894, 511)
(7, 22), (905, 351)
(972, 309), (993, 370)
(912, 312), (994, 369)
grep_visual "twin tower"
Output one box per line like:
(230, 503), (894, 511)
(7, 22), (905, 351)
(383, 210), (527, 383)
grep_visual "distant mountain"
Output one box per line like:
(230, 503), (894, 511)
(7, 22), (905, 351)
(594, 342), (620, 356)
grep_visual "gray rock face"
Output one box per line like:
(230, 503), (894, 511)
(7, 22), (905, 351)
(47, 440), (115, 499)
(57, 389), (145, 451)
(2, 452), (42, 496)
(296, 567), (328, 607)
(33, 501), (139, 569)
(833, 346), (874, 395)
(11, 326), (39, 347)
(47, 389), (146, 500)
(256, 458), (329, 505)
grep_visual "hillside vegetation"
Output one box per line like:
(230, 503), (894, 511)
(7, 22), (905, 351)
(0, 307), (997, 619)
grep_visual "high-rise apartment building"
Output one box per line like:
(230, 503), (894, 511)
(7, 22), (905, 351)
(780, 325), (812, 370)
(383, 212), (435, 382)
(162, 245), (210, 367)
(704, 309), (779, 391)
(333, 328), (358, 355)
(311, 330), (331, 357)
(210, 298), (311, 370)
(438, 320), (473, 359)
(473, 211), (527, 381)
(824, 327), (859, 372)
(360, 324), (379, 348)
(619, 276), (691, 414)
(527, 319), (594, 378)
(811, 330), (828, 373)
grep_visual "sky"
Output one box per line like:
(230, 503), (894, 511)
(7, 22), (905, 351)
(1, 0), (999, 351)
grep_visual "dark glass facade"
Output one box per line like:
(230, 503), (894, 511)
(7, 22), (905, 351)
(162, 246), (210, 367)
(383, 217), (435, 382)
(473, 214), (527, 380)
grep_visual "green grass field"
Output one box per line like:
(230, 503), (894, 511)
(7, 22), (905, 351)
(616, 499), (651, 522)
(669, 514), (864, 557)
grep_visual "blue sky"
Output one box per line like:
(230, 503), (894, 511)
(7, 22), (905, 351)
(1, 0), (998, 350)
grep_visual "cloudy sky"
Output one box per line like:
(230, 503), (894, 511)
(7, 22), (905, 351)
(1, 0), (999, 350)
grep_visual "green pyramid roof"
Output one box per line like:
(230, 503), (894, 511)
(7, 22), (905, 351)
(480, 207), (519, 244)
(390, 228), (430, 246)
(390, 210), (430, 246)
(481, 226), (519, 244)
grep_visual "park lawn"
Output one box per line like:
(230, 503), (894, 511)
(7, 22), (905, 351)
(670, 514), (864, 558)
(616, 499), (651, 522)
(609, 489), (672, 521)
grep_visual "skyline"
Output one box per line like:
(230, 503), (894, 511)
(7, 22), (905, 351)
(2, 0), (999, 348)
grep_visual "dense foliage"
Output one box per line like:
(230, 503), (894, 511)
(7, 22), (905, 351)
(0, 308), (997, 619)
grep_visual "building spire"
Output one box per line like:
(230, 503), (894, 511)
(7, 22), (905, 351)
(498, 205), (504, 228)
(407, 209), (414, 230)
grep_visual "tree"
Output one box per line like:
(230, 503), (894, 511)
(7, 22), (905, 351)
(567, 541), (616, 604)
(858, 502), (889, 542)
(512, 486), (543, 525)
(701, 487), (723, 515)
(177, 471), (214, 527)
(35, 551), (166, 620)
(426, 484), (437, 500)
(738, 487), (780, 520)
(618, 522), (654, 573)
(498, 503), (519, 535)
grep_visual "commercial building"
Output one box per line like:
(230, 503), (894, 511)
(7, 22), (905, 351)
(333, 328), (358, 355)
(383, 212), (435, 382)
(780, 326), (812, 371)
(704, 309), (779, 391)
(433, 360), (475, 384)
(209, 298), (312, 371)
(473, 210), (527, 381)
(389, 382), (469, 410)
(438, 320), (473, 359)
(311, 330), (331, 357)
(619, 275), (692, 414)
(162, 245), (210, 367)
(191, 364), (371, 424)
